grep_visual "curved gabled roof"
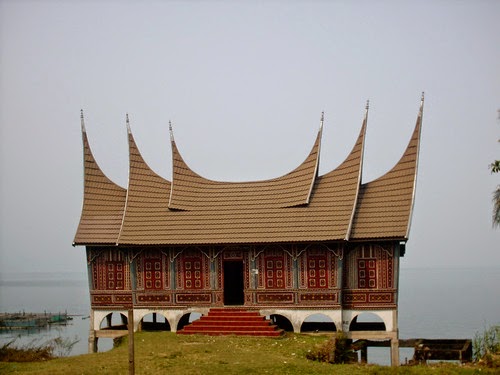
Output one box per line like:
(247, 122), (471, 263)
(310, 104), (368, 241)
(74, 98), (423, 246)
(350, 96), (424, 240)
(73, 111), (127, 245)
(116, 116), (172, 245)
(168, 120), (322, 210)
(95, 114), (365, 245)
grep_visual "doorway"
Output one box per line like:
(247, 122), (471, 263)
(223, 261), (244, 305)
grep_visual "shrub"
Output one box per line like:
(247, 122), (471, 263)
(0, 340), (53, 362)
(0, 336), (79, 362)
(473, 325), (500, 367)
(306, 337), (335, 363)
(306, 332), (357, 364)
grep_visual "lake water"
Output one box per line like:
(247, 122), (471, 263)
(1, 267), (499, 365)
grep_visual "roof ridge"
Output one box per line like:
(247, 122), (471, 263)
(118, 113), (132, 244)
(302, 112), (324, 206)
(405, 92), (424, 238)
(344, 102), (369, 240)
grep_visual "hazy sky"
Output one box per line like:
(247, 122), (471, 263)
(0, 1), (499, 274)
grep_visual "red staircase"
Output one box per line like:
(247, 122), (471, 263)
(177, 308), (284, 337)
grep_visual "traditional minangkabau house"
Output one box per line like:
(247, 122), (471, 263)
(73, 95), (424, 365)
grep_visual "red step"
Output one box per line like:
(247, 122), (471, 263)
(185, 320), (267, 327)
(181, 323), (277, 331)
(181, 326), (280, 333)
(178, 329), (283, 337)
(177, 308), (284, 337)
(187, 317), (267, 323)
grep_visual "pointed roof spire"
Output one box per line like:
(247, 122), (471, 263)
(320, 111), (324, 130)
(169, 120), (174, 142)
(126, 113), (131, 134)
(80, 109), (86, 133)
(363, 100), (370, 120)
(419, 92), (425, 115)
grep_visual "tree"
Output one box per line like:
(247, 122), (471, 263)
(492, 110), (500, 228)
(493, 187), (500, 228)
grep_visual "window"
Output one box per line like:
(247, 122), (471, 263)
(106, 261), (124, 290)
(144, 259), (163, 289)
(307, 256), (328, 289)
(183, 258), (203, 289)
(265, 257), (285, 289)
(358, 258), (377, 289)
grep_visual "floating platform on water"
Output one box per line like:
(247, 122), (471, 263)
(0, 312), (72, 329)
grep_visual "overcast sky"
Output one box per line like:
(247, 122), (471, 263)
(0, 1), (499, 274)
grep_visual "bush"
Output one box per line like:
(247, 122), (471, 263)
(0, 336), (79, 362)
(306, 332), (357, 364)
(473, 325), (500, 367)
(0, 340), (53, 362)
(306, 337), (335, 363)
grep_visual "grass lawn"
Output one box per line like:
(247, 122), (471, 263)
(0, 332), (494, 374)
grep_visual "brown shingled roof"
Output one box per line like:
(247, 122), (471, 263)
(74, 98), (423, 246)
(116, 117), (172, 245)
(168, 121), (322, 210)
(114, 113), (364, 245)
(350, 99), (423, 240)
(73, 112), (127, 245)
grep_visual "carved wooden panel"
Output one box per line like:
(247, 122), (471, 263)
(176, 249), (210, 290)
(90, 249), (130, 291)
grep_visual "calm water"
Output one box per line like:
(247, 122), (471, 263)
(1, 268), (499, 365)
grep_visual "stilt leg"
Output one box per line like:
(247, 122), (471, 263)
(88, 309), (98, 353)
(360, 344), (368, 364)
(390, 338), (399, 366)
(121, 313), (128, 326)
(88, 331), (98, 353)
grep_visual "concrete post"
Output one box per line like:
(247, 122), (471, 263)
(391, 337), (399, 366)
(128, 309), (135, 375)
(88, 330), (98, 353)
(121, 313), (128, 326)
(391, 309), (399, 366)
(88, 309), (97, 353)
(86, 249), (98, 353)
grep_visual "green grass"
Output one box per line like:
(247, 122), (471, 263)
(0, 332), (494, 374)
